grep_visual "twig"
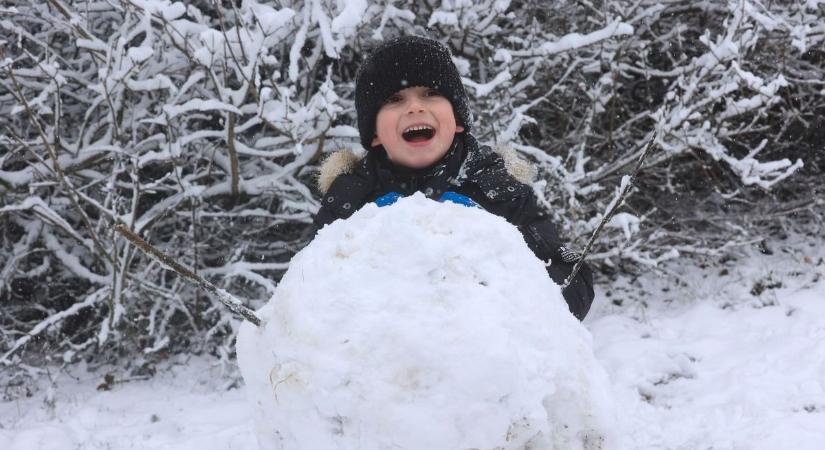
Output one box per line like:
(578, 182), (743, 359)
(562, 133), (658, 289)
(113, 223), (262, 326)
(227, 112), (241, 196)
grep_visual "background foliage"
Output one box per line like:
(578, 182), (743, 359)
(1, 0), (823, 386)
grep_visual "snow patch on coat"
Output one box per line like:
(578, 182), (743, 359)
(317, 145), (536, 194)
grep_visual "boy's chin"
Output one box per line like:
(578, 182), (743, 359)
(402, 138), (436, 149)
(393, 147), (450, 168)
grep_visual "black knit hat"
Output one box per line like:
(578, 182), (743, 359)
(355, 36), (472, 150)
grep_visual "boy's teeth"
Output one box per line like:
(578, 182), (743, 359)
(403, 125), (434, 133)
(402, 126), (436, 142)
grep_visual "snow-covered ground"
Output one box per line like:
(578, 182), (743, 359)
(2, 230), (823, 449)
(588, 238), (825, 449)
(0, 357), (255, 450)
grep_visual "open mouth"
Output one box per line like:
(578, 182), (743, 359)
(402, 125), (435, 143)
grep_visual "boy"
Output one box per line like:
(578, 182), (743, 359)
(314, 36), (594, 320)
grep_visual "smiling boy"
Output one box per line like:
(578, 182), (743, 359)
(372, 86), (464, 169)
(314, 36), (594, 320)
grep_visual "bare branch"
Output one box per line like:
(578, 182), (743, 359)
(113, 223), (262, 326)
(563, 134), (658, 289)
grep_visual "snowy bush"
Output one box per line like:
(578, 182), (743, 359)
(0, 0), (822, 380)
(237, 195), (617, 450)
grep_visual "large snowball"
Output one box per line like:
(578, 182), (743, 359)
(237, 194), (616, 450)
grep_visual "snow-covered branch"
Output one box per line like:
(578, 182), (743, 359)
(0, 0), (820, 379)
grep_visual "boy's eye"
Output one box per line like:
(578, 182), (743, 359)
(425, 89), (443, 97)
(384, 94), (402, 104)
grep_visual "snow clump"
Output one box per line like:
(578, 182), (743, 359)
(237, 194), (617, 450)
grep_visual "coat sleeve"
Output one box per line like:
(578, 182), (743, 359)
(521, 218), (594, 320)
(465, 149), (595, 320)
(468, 151), (595, 320)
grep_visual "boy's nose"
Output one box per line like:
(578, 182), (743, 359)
(405, 97), (425, 114)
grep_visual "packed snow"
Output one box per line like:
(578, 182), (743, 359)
(2, 202), (824, 450)
(237, 195), (617, 450)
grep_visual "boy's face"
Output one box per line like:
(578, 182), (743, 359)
(371, 86), (464, 169)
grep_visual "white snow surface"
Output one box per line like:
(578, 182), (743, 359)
(0, 358), (255, 450)
(236, 194), (617, 450)
(2, 207), (824, 450)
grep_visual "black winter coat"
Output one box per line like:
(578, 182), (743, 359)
(314, 134), (595, 320)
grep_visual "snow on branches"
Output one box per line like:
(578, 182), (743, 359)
(0, 0), (822, 378)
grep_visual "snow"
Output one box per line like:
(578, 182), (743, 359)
(237, 195), (617, 449)
(161, 2), (187, 21)
(587, 240), (825, 449)
(75, 38), (108, 53)
(126, 46), (153, 64)
(161, 99), (242, 119)
(0, 359), (255, 450)
(247, 3), (295, 36)
(428, 11), (459, 28)
(592, 293), (825, 449)
(289, 16), (309, 82)
(540, 21), (634, 55)
(463, 68), (512, 97)
(330, 0), (366, 34)
(607, 212), (640, 241)
(126, 75), (175, 92)
(2, 209), (824, 450)
(325, 125), (359, 138)
(313, 0), (339, 58)
(371, 5), (415, 40)
(131, 0), (186, 21)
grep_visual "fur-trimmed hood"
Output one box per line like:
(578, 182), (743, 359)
(317, 145), (536, 194)
(317, 150), (363, 195)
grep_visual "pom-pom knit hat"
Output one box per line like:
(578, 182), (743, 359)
(355, 35), (472, 151)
